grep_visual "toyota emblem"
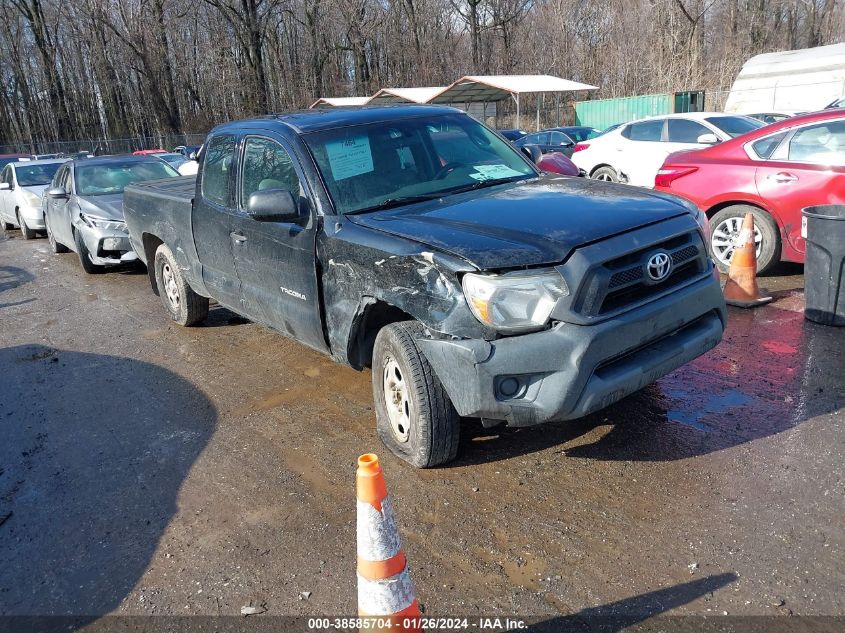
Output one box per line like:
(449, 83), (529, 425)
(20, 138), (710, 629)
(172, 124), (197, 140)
(646, 251), (672, 282)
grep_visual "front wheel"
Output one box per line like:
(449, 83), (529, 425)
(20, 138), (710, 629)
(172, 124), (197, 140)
(74, 229), (104, 274)
(372, 322), (460, 468)
(153, 243), (209, 326)
(17, 211), (36, 240)
(591, 166), (619, 182)
(709, 205), (780, 274)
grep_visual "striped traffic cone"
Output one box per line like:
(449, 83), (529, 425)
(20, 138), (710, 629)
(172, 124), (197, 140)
(723, 212), (773, 308)
(356, 454), (422, 632)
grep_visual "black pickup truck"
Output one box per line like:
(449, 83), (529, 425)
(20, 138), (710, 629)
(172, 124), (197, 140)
(123, 105), (726, 467)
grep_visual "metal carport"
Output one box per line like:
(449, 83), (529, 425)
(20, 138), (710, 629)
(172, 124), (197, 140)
(309, 97), (371, 108)
(367, 87), (445, 104)
(428, 75), (598, 129)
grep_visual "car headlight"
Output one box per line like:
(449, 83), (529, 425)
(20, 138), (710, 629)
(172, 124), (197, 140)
(23, 191), (41, 208)
(79, 212), (126, 231)
(462, 270), (569, 333)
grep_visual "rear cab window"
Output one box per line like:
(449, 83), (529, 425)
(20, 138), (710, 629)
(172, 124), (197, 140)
(201, 134), (237, 206)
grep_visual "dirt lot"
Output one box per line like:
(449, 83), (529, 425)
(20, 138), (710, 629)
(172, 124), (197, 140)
(0, 230), (843, 626)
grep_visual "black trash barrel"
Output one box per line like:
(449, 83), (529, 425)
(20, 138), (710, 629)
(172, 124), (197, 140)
(802, 205), (845, 326)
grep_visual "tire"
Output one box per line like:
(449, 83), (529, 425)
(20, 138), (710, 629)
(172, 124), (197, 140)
(709, 205), (780, 274)
(372, 322), (460, 468)
(45, 215), (68, 253)
(17, 211), (36, 240)
(73, 229), (104, 274)
(591, 166), (619, 183)
(153, 243), (209, 326)
(2, 220), (13, 231)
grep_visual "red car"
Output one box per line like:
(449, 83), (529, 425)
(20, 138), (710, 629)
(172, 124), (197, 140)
(655, 109), (845, 273)
(132, 149), (167, 155)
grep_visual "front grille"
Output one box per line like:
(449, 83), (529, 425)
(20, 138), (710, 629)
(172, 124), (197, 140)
(573, 229), (708, 317)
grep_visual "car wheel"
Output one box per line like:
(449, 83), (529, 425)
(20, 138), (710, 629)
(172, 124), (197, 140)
(73, 229), (104, 274)
(17, 211), (36, 240)
(709, 205), (780, 274)
(2, 218), (14, 230)
(591, 166), (619, 182)
(154, 243), (209, 326)
(372, 321), (460, 468)
(46, 215), (68, 253)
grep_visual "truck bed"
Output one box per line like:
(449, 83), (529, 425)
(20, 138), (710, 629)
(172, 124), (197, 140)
(125, 175), (197, 205)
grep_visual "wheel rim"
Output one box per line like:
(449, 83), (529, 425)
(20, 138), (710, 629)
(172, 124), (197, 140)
(711, 216), (763, 267)
(382, 356), (412, 443)
(595, 171), (613, 182)
(161, 262), (180, 311)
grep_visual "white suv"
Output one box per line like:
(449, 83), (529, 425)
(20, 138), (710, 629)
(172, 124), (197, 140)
(571, 112), (763, 188)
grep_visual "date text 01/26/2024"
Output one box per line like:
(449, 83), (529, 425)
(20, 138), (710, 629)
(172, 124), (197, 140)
(306, 618), (528, 630)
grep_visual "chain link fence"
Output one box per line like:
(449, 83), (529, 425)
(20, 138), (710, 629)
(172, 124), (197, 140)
(0, 133), (208, 157)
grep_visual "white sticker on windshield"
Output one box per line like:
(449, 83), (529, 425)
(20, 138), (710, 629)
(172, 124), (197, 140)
(469, 164), (524, 181)
(325, 135), (374, 181)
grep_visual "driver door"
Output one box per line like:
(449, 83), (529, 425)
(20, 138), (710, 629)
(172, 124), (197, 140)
(229, 132), (327, 352)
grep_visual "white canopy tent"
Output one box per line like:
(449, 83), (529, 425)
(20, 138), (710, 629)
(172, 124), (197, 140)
(309, 96), (370, 108)
(367, 87), (445, 104)
(428, 75), (598, 129)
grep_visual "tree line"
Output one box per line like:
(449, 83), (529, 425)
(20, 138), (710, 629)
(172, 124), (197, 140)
(0, 0), (842, 148)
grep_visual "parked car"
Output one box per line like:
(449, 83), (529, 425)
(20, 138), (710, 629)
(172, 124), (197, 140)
(133, 149), (167, 156)
(654, 109), (845, 273)
(0, 154), (32, 170)
(173, 144), (201, 157)
(156, 152), (189, 169)
(43, 155), (180, 273)
(0, 158), (69, 238)
(536, 152), (581, 176)
(514, 129), (576, 157)
(745, 111), (805, 124)
(123, 105), (725, 467)
(498, 129), (528, 141)
(553, 126), (602, 142)
(571, 112), (765, 187)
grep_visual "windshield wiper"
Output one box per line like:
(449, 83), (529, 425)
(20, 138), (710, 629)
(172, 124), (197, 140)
(438, 175), (530, 196)
(346, 193), (445, 215)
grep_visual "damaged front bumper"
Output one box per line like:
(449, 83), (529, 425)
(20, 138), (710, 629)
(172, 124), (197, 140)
(416, 273), (726, 427)
(75, 221), (138, 266)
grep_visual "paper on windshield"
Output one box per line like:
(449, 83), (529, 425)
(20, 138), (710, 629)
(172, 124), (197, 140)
(325, 135), (374, 181)
(469, 164), (524, 181)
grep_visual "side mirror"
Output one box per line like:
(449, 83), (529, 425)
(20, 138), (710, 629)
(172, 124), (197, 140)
(520, 144), (543, 164)
(0, 183), (9, 191)
(696, 133), (719, 145)
(47, 186), (68, 199)
(247, 189), (300, 222)
(189, 152), (197, 161)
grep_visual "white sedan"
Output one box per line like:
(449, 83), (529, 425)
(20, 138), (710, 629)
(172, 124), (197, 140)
(571, 112), (764, 188)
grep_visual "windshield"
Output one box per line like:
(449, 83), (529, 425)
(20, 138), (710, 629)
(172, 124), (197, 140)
(705, 116), (764, 138)
(304, 113), (537, 215)
(159, 153), (188, 168)
(564, 128), (600, 142)
(16, 163), (62, 186)
(76, 159), (179, 195)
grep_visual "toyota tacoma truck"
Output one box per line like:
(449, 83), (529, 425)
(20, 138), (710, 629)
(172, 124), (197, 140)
(123, 105), (726, 467)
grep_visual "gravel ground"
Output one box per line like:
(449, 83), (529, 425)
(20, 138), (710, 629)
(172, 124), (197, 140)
(0, 230), (842, 626)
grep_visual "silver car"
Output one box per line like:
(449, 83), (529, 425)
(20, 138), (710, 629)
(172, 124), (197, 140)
(43, 156), (179, 273)
(0, 158), (70, 239)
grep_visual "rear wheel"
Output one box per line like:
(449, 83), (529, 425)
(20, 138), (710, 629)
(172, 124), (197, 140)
(591, 166), (619, 182)
(17, 211), (36, 240)
(153, 243), (209, 326)
(74, 229), (104, 274)
(372, 322), (460, 468)
(709, 205), (780, 274)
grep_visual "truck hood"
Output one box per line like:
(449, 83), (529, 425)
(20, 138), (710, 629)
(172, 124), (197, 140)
(347, 177), (691, 269)
(77, 194), (125, 221)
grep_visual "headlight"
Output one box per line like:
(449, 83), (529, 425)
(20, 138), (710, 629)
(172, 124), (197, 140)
(462, 270), (569, 333)
(79, 212), (126, 231)
(23, 191), (41, 208)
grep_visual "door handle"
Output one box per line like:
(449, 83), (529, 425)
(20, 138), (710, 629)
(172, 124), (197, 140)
(230, 231), (247, 244)
(770, 172), (798, 184)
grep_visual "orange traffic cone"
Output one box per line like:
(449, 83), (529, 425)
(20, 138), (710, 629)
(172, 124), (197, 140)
(356, 454), (422, 632)
(722, 213), (773, 308)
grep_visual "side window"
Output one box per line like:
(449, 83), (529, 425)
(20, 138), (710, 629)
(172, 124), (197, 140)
(786, 120), (845, 165)
(201, 134), (236, 206)
(625, 120), (664, 142)
(750, 131), (788, 160)
(549, 131), (572, 146)
(667, 119), (711, 143)
(240, 137), (301, 209)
